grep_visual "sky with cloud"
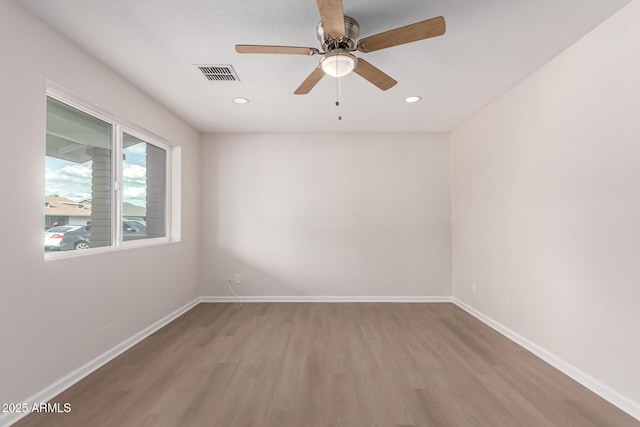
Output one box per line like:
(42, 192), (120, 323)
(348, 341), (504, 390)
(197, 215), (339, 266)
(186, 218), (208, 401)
(45, 142), (149, 207)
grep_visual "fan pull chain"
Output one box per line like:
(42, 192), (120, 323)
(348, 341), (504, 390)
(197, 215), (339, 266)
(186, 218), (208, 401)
(336, 74), (343, 121)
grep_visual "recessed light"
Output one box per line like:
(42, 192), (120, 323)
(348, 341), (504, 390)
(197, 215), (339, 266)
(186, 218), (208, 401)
(405, 96), (422, 103)
(233, 97), (249, 104)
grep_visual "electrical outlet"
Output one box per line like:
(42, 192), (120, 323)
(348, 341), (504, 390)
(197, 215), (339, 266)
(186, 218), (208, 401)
(234, 273), (241, 284)
(471, 282), (477, 294)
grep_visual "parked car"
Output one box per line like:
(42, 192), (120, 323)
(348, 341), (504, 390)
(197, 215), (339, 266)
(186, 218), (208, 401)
(45, 221), (149, 251)
(123, 219), (146, 240)
(125, 218), (146, 230)
(44, 225), (91, 251)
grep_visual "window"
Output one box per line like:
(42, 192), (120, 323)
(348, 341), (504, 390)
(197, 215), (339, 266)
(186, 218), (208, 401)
(45, 92), (171, 255)
(122, 132), (166, 241)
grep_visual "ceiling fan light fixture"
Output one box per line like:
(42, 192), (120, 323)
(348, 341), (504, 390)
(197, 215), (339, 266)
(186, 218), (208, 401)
(320, 51), (357, 77)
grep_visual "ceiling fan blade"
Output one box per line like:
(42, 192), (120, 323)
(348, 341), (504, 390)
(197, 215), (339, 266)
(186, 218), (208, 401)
(357, 16), (446, 53)
(294, 66), (325, 94)
(316, 0), (345, 39)
(236, 45), (319, 55)
(353, 59), (397, 91)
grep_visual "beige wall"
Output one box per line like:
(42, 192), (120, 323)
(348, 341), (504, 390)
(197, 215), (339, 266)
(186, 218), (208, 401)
(451, 0), (640, 412)
(0, 0), (201, 412)
(4, 0), (640, 420)
(200, 132), (452, 298)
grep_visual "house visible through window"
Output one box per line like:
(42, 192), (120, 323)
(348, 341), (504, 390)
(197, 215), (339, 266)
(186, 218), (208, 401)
(45, 93), (170, 255)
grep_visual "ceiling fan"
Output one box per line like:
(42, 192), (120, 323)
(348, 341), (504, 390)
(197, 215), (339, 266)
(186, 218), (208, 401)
(236, 0), (446, 94)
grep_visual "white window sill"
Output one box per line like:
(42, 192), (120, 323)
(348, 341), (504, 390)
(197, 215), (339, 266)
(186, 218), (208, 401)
(44, 237), (179, 261)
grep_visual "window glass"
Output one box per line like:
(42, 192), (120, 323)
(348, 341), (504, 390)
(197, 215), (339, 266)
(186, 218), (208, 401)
(122, 133), (167, 241)
(44, 93), (172, 256)
(45, 97), (112, 252)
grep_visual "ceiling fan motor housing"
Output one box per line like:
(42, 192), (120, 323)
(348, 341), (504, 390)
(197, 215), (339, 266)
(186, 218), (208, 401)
(317, 15), (360, 51)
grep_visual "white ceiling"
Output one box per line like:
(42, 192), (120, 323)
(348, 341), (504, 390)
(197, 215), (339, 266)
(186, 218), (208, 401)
(18, 0), (632, 133)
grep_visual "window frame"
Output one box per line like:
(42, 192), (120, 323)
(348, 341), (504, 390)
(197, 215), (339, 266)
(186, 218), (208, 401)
(118, 125), (171, 249)
(45, 87), (173, 260)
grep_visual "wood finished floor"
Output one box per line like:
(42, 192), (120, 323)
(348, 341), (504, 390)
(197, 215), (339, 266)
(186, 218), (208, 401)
(14, 303), (639, 427)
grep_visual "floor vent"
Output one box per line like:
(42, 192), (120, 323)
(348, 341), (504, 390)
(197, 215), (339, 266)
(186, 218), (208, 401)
(196, 65), (240, 82)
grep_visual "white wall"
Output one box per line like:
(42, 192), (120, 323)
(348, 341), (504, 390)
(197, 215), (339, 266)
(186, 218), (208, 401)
(0, 0), (200, 413)
(451, 0), (640, 413)
(200, 133), (451, 298)
(6, 0), (638, 419)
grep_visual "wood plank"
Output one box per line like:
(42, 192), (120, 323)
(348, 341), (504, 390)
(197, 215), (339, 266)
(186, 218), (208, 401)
(13, 303), (640, 427)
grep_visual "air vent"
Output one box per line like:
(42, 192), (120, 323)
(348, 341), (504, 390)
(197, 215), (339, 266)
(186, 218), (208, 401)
(196, 65), (240, 82)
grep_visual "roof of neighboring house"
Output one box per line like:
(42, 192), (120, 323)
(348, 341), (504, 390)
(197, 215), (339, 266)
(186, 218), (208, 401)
(45, 196), (147, 217)
(45, 195), (91, 217)
(123, 202), (146, 217)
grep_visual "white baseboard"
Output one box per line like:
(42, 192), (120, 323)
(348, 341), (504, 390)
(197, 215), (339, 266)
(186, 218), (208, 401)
(200, 295), (453, 303)
(7, 296), (636, 425)
(0, 298), (200, 427)
(453, 298), (640, 422)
